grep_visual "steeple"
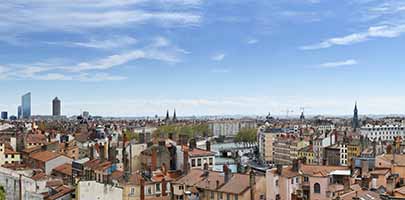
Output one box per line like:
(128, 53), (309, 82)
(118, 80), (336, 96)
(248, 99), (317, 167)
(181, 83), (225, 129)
(300, 112), (305, 121)
(352, 102), (359, 129)
(173, 109), (177, 122)
(165, 110), (170, 121)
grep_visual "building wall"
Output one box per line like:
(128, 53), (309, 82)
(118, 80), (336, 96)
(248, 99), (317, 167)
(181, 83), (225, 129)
(122, 185), (141, 200)
(0, 167), (44, 200)
(361, 124), (405, 141)
(45, 156), (73, 175)
(77, 181), (123, 200)
(308, 176), (328, 200)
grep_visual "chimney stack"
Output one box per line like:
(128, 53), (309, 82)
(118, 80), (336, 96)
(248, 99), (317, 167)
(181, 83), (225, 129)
(183, 146), (189, 174)
(250, 171), (256, 200)
(206, 141), (211, 152)
(292, 159), (300, 172)
(89, 144), (94, 160)
(189, 138), (196, 150)
(343, 176), (351, 193)
(276, 164), (283, 175)
(140, 178), (145, 200)
(162, 178), (167, 196)
(151, 146), (157, 171)
(99, 143), (105, 162)
(223, 164), (231, 183)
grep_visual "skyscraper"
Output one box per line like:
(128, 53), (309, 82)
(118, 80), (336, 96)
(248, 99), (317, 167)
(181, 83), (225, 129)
(52, 97), (61, 116)
(21, 92), (31, 119)
(352, 102), (359, 129)
(1, 111), (7, 120)
(17, 106), (22, 119)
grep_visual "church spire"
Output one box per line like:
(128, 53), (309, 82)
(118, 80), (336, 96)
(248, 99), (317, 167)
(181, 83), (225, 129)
(352, 102), (359, 129)
(165, 110), (170, 121)
(173, 109), (177, 122)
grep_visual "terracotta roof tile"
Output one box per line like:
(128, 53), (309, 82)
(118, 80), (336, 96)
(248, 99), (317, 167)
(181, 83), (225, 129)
(30, 151), (61, 162)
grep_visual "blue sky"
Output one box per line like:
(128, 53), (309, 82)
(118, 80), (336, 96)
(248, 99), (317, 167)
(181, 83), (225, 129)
(1, 0), (405, 117)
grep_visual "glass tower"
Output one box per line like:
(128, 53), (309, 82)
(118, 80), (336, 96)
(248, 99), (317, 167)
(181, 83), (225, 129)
(22, 92), (31, 119)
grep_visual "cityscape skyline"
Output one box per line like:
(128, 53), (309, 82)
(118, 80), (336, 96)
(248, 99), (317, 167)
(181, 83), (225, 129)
(1, 0), (405, 116)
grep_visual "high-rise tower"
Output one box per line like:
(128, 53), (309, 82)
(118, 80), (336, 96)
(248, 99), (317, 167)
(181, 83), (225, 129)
(21, 92), (31, 119)
(52, 97), (61, 116)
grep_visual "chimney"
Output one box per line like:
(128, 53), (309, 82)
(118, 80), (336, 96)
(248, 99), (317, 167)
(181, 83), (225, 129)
(223, 164), (231, 183)
(216, 180), (220, 189)
(292, 159), (299, 172)
(276, 164), (283, 175)
(89, 144), (94, 160)
(206, 141), (211, 152)
(140, 178), (145, 200)
(189, 138), (196, 150)
(361, 160), (369, 177)
(151, 146), (157, 171)
(99, 143), (105, 162)
(387, 175), (396, 196)
(183, 146), (189, 174)
(250, 171), (256, 200)
(162, 178), (167, 196)
(343, 176), (350, 193)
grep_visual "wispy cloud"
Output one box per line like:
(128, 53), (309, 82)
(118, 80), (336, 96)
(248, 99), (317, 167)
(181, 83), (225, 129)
(68, 36), (137, 49)
(0, 1), (202, 38)
(0, 37), (186, 81)
(319, 59), (358, 68)
(211, 53), (225, 61)
(247, 39), (259, 44)
(301, 25), (405, 50)
(211, 68), (230, 73)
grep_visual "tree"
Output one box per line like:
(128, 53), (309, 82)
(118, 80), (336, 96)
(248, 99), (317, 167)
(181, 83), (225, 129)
(235, 128), (257, 147)
(0, 186), (5, 200)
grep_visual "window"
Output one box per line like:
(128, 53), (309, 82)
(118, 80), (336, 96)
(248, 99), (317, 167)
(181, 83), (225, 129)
(147, 187), (152, 195)
(156, 183), (161, 193)
(275, 180), (279, 186)
(210, 191), (215, 200)
(130, 187), (135, 196)
(197, 158), (202, 166)
(191, 159), (196, 167)
(235, 195), (239, 200)
(179, 185), (184, 190)
(227, 193), (230, 200)
(304, 176), (309, 182)
(314, 183), (321, 193)
(209, 157), (213, 165)
(219, 192), (223, 200)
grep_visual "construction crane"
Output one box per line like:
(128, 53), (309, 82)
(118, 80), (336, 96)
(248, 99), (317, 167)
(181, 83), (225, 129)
(285, 109), (294, 118)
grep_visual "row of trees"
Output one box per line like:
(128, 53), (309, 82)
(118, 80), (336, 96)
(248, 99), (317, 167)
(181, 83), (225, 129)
(153, 124), (212, 138)
(234, 128), (257, 146)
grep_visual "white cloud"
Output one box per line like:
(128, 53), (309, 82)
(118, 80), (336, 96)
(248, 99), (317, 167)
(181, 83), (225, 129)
(211, 68), (230, 73)
(211, 53), (225, 61)
(71, 36), (137, 49)
(247, 39), (259, 44)
(0, 1), (202, 36)
(301, 25), (405, 50)
(319, 59), (358, 68)
(0, 37), (186, 81)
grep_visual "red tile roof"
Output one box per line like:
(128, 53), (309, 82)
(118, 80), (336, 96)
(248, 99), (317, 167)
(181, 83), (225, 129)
(53, 163), (72, 176)
(30, 151), (61, 162)
(189, 148), (215, 157)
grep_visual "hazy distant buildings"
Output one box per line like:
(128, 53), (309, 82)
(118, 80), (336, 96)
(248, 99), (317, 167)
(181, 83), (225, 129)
(52, 97), (61, 116)
(0, 111), (7, 120)
(209, 119), (257, 137)
(361, 124), (405, 141)
(21, 92), (31, 119)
